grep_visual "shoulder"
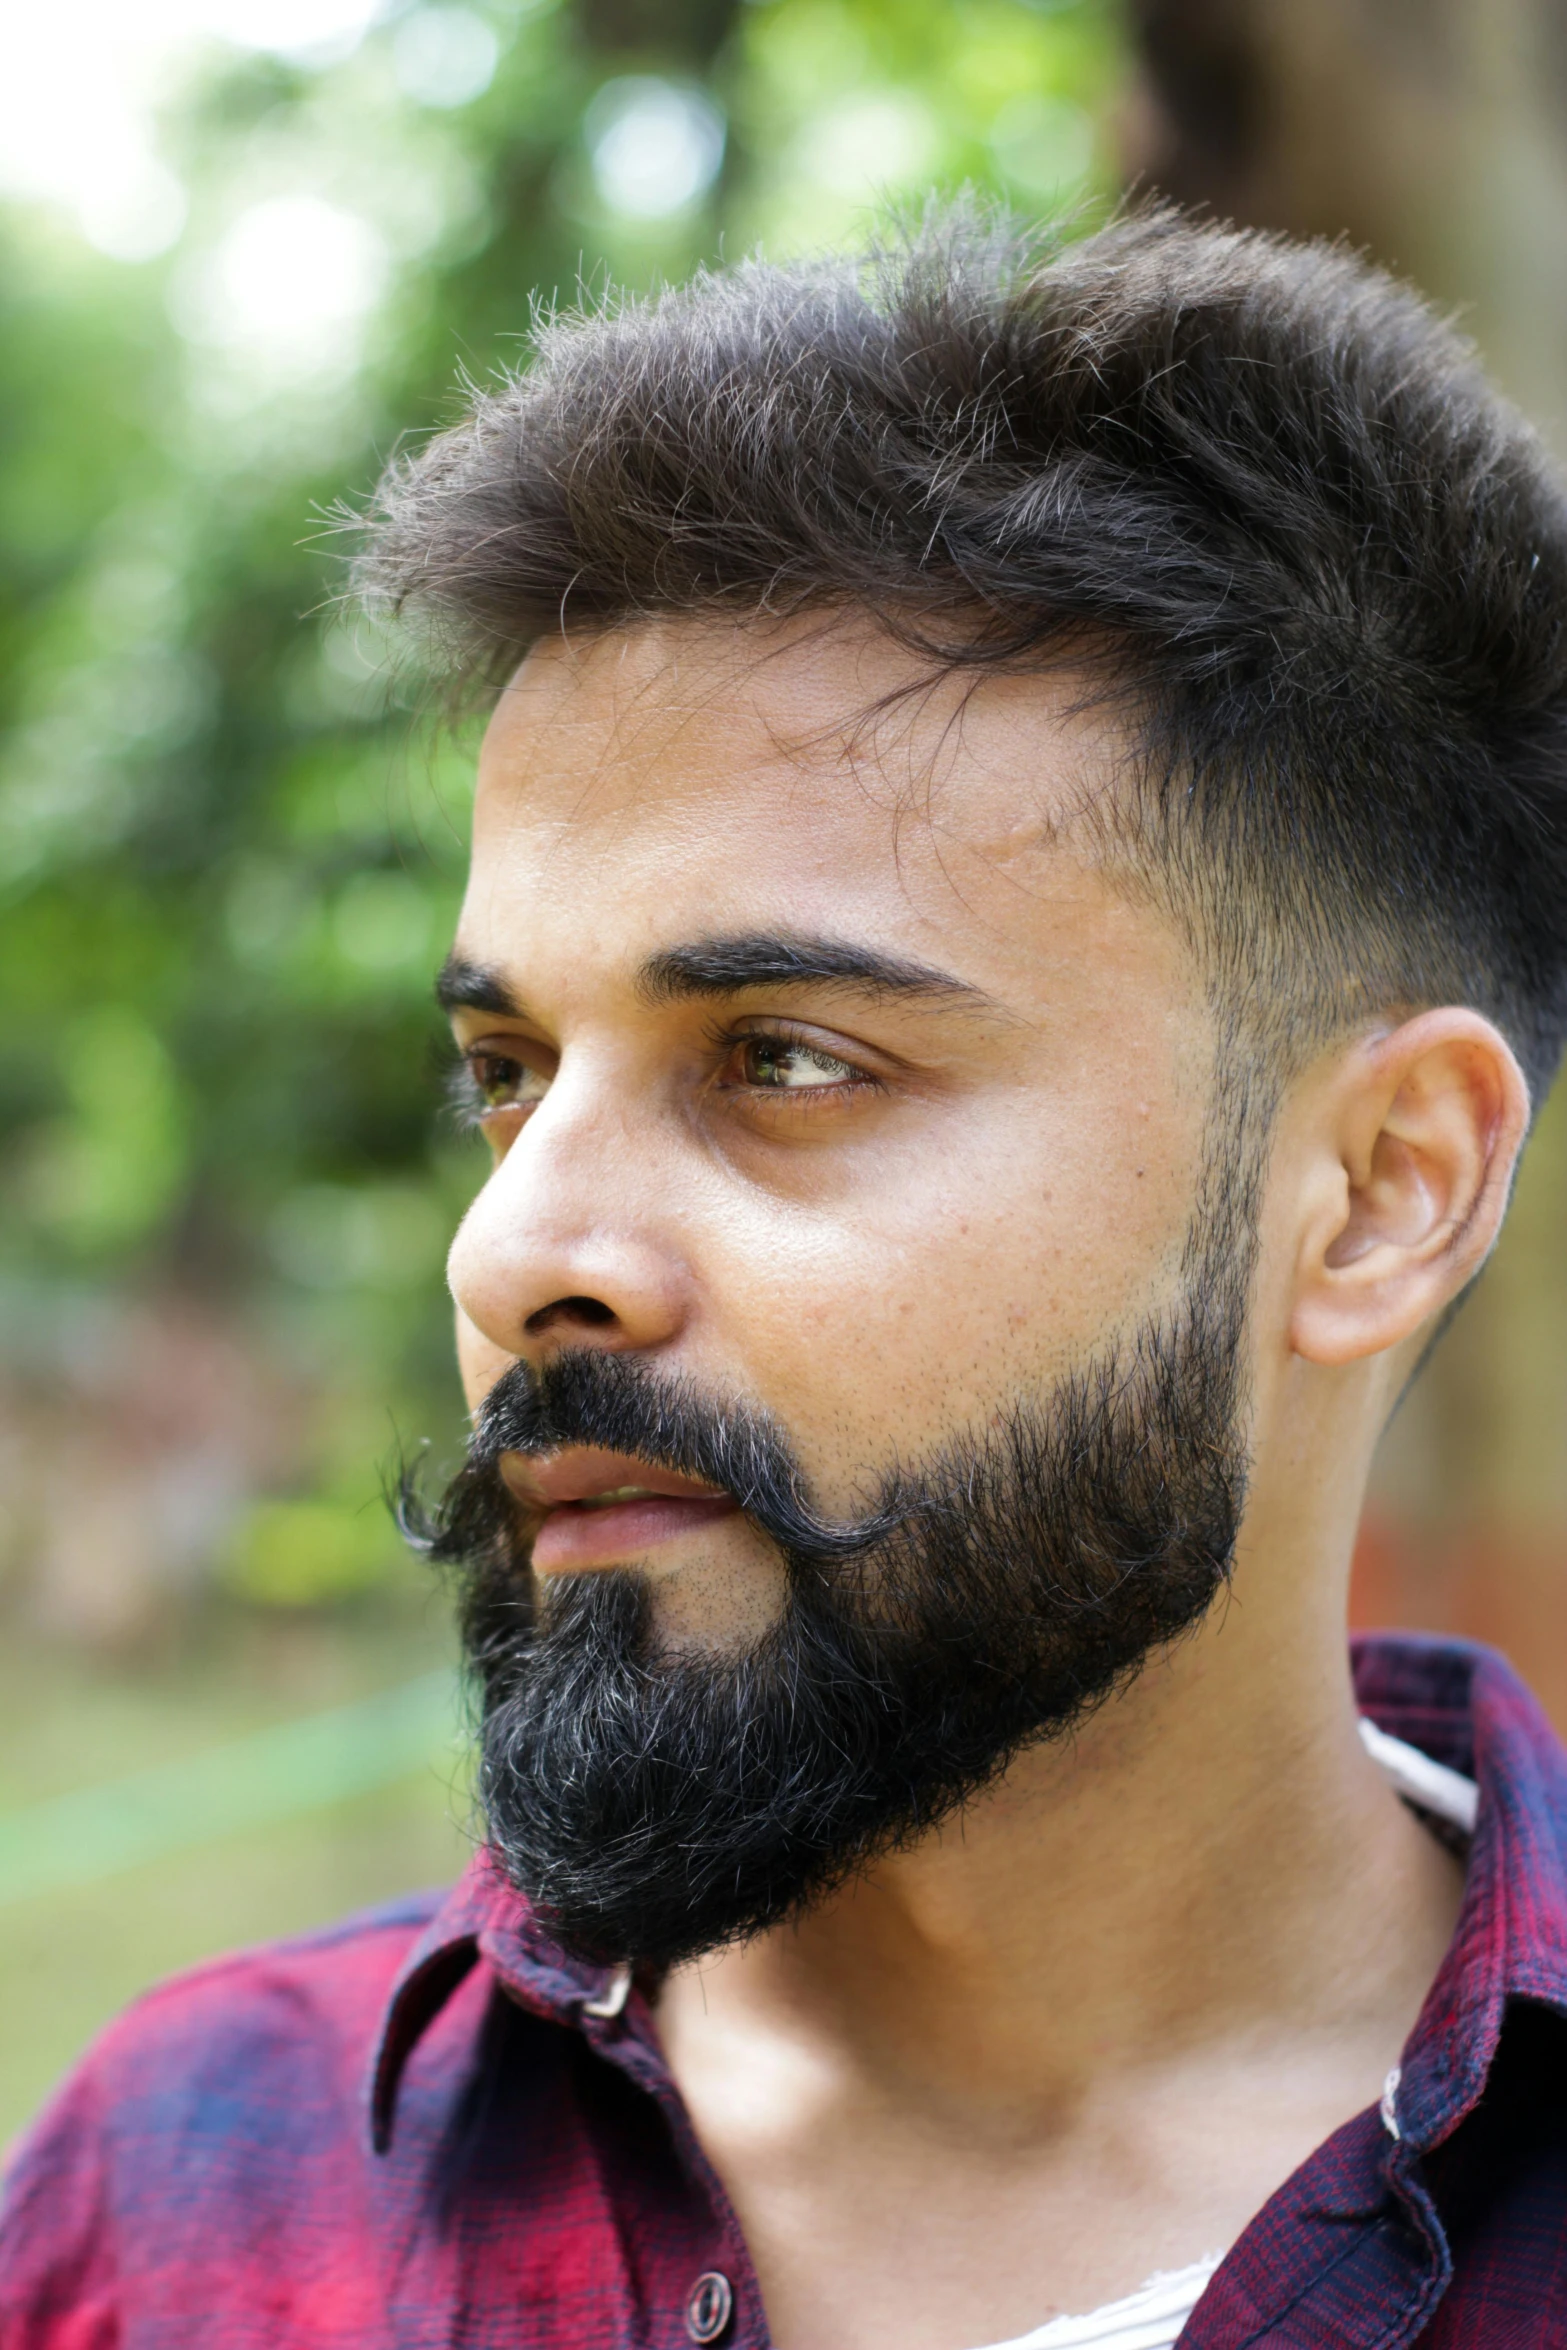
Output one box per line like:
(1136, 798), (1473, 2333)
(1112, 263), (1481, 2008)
(21, 1885), (445, 2142)
(0, 1889), (448, 2347)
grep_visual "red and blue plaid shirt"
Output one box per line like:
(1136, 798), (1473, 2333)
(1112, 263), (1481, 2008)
(5, 1632), (1567, 2347)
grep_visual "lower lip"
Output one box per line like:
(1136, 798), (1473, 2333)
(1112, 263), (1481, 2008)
(530, 1493), (740, 1573)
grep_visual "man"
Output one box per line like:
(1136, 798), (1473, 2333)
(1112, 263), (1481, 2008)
(6, 204), (1567, 2349)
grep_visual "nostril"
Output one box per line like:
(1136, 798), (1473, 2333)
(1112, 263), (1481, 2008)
(525, 1294), (618, 1335)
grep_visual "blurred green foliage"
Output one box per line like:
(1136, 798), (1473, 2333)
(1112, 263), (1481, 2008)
(0, 0), (1125, 1611)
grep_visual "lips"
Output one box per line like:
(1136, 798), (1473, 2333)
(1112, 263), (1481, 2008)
(572, 1484), (668, 1512)
(498, 1446), (740, 1573)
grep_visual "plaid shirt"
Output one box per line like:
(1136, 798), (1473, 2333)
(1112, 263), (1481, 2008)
(5, 1632), (1567, 2348)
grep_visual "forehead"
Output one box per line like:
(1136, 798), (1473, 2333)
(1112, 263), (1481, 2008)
(461, 614), (1164, 1000)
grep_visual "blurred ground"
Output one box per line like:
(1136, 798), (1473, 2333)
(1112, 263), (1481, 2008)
(0, 1590), (467, 2144)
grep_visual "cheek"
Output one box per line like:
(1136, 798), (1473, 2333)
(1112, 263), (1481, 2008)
(708, 1092), (1196, 1455)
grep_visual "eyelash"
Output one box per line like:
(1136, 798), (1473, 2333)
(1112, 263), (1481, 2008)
(444, 1024), (882, 1134)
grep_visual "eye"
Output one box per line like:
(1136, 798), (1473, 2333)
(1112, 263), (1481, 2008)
(729, 1034), (863, 1092)
(451, 1047), (552, 1130)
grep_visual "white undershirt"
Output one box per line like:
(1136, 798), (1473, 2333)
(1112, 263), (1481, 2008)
(965, 1723), (1478, 2350)
(971, 2255), (1227, 2350)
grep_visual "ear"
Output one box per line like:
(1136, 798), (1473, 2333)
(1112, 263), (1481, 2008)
(1289, 1010), (1531, 1368)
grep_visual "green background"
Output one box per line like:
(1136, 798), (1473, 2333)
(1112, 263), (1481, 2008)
(0, 0), (1124, 2144)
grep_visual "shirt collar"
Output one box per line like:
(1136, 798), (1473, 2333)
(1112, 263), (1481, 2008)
(369, 1633), (1567, 2155)
(369, 1847), (628, 2151)
(1351, 1633), (1567, 2153)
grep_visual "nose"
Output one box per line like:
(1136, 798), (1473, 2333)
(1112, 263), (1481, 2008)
(446, 1072), (694, 1370)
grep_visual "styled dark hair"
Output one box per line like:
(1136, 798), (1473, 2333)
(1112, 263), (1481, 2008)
(358, 204), (1567, 1101)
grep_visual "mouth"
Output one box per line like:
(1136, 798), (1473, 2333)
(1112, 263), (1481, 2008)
(498, 1447), (741, 1574)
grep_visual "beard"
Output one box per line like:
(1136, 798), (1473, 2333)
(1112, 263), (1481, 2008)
(405, 1169), (1259, 1972)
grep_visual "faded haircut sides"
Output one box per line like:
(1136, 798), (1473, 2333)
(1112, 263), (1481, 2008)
(355, 201), (1567, 1107)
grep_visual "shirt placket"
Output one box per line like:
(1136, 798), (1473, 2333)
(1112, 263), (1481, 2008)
(576, 1967), (773, 2350)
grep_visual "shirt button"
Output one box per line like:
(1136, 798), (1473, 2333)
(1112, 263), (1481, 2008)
(685, 2270), (734, 2343)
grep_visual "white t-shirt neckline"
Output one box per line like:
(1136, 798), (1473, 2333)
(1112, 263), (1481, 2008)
(971, 2252), (1225, 2350)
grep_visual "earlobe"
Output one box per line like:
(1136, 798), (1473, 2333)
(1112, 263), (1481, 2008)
(1289, 1011), (1530, 1369)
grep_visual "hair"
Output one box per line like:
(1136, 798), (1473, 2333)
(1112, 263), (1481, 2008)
(356, 200), (1567, 1105)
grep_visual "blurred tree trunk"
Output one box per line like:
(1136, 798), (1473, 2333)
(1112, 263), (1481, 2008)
(1122, 0), (1567, 1712)
(1125, 0), (1567, 442)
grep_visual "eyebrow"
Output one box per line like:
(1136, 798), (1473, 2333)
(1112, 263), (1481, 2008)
(435, 934), (996, 1021)
(435, 956), (520, 1017)
(638, 934), (993, 1010)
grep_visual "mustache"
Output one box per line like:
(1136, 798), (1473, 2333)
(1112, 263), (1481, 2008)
(399, 1348), (904, 1571)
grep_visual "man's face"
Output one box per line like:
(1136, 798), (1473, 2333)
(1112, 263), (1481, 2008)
(432, 614), (1250, 1964)
(447, 616), (1214, 1647)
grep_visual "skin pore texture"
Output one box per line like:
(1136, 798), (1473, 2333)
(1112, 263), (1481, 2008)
(444, 613), (1528, 2350)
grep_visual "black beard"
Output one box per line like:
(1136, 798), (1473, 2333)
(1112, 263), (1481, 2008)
(403, 1194), (1256, 1971)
